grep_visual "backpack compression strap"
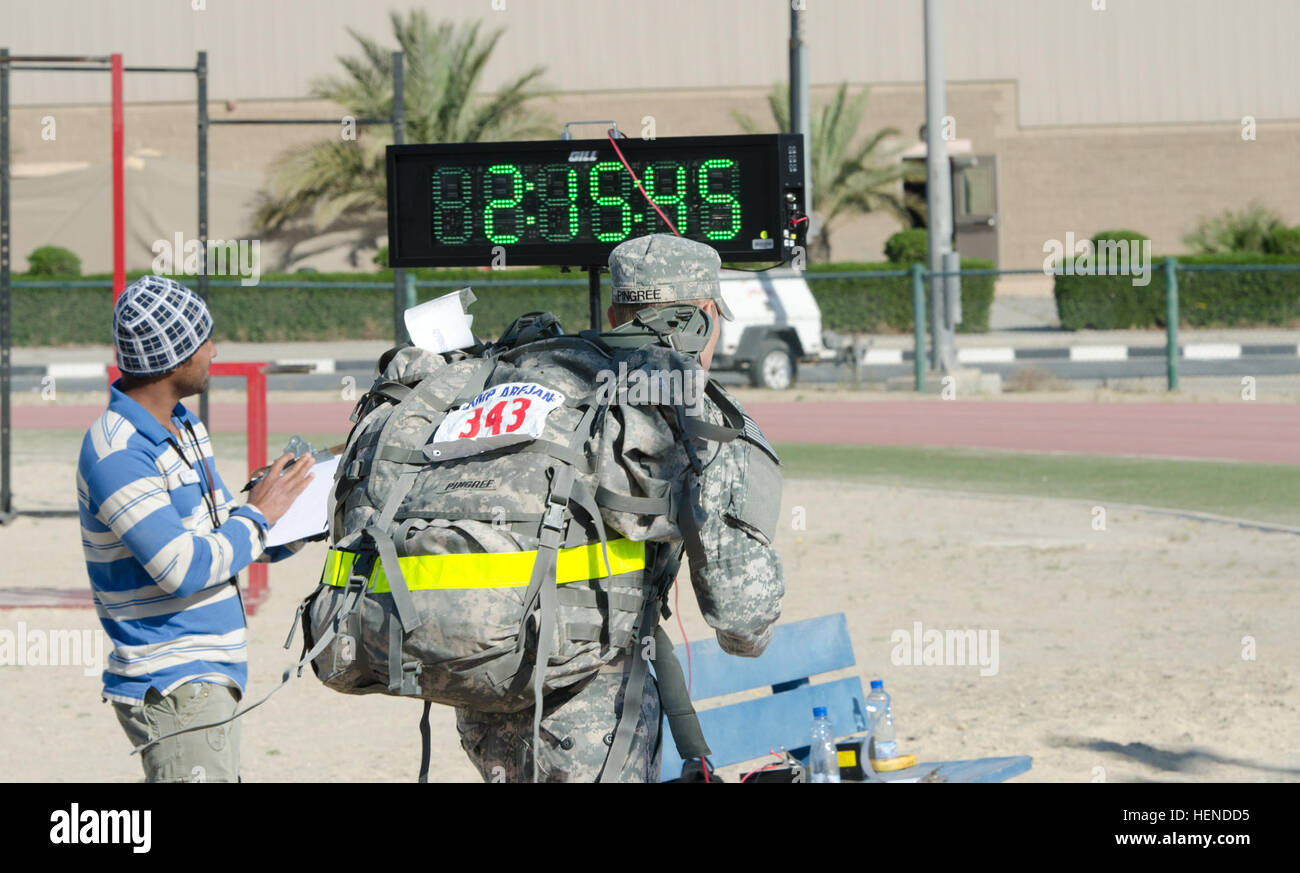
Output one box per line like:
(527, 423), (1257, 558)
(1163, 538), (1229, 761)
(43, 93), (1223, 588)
(474, 462), (577, 782)
(595, 593), (712, 782)
(362, 357), (499, 694)
(481, 404), (608, 782)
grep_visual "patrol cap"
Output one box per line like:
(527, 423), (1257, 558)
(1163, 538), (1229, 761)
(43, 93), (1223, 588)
(608, 234), (734, 321)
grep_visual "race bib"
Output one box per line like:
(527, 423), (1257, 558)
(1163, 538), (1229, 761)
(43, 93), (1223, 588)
(426, 382), (566, 460)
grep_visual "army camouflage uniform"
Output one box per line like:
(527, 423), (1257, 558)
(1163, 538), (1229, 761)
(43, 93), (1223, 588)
(455, 235), (784, 782)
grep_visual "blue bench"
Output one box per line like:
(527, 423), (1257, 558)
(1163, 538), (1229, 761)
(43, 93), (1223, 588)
(658, 613), (1032, 783)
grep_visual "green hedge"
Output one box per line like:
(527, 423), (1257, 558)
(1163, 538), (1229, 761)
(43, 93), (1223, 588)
(1054, 254), (1300, 330)
(1090, 229), (1149, 246)
(1266, 226), (1300, 255)
(10, 260), (994, 346)
(883, 228), (929, 264)
(27, 245), (82, 277)
(806, 259), (994, 334)
(9, 268), (583, 346)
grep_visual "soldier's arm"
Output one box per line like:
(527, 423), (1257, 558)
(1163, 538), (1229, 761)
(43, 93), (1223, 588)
(687, 421), (785, 657)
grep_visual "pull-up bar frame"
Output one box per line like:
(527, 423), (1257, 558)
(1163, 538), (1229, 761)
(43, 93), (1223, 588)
(0, 48), (407, 529)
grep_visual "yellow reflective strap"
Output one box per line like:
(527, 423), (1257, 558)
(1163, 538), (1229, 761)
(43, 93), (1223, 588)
(319, 537), (645, 593)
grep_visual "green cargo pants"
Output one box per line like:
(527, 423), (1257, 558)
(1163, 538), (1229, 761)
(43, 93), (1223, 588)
(112, 682), (241, 783)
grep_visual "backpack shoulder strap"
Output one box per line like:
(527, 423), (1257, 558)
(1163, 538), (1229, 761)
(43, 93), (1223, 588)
(680, 379), (745, 444)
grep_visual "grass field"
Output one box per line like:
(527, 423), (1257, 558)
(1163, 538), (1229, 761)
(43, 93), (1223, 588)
(775, 442), (1300, 527)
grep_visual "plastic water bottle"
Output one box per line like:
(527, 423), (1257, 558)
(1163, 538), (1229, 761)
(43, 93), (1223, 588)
(865, 680), (898, 760)
(809, 706), (841, 783)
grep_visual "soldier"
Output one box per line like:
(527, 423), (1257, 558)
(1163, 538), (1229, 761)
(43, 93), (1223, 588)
(455, 234), (785, 782)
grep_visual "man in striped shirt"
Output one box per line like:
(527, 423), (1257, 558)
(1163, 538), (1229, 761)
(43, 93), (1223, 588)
(78, 275), (315, 782)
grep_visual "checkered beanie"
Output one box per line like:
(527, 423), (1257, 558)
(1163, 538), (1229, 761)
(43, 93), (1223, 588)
(113, 275), (213, 376)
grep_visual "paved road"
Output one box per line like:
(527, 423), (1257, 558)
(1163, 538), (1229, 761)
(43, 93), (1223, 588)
(10, 353), (1300, 396)
(9, 325), (1300, 393)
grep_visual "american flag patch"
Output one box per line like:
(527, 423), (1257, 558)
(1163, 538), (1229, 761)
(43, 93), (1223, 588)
(742, 414), (780, 464)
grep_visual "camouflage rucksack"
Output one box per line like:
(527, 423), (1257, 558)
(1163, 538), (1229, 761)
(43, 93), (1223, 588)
(296, 308), (739, 780)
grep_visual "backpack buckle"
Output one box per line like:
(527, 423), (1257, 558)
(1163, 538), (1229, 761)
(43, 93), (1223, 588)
(541, 501), (565, 533)
(399, 661), (422, 696)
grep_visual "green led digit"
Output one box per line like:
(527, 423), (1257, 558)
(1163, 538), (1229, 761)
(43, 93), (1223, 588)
(484, 163), (524, 245)
(539, 165), (579, 242)
(644, 162), (688, 233)
(698, 158), (741, 240)
(431, 167), (472, 244)
(590, 160), (632, 243)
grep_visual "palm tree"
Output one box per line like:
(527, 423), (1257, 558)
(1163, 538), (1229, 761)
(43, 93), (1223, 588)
(1182, 203), (1286, 254)
(734, 83), (908, 262)
(254, 11), (552, 261)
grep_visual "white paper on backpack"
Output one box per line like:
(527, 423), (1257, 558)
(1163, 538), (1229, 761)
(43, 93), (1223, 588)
(403, 288), (477, 354)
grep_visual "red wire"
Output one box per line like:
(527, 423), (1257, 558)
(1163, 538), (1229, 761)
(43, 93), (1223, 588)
(607, 130), (681, 236)
(791, 215), (810, 226)
(740, 751), (788, 783)
(674, 581), (691, 694)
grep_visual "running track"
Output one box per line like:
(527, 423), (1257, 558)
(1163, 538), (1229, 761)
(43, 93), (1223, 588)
(16, 399), (1300, 465)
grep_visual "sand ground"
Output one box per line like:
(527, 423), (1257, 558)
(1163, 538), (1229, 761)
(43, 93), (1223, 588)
(1, 447), (1295, 782)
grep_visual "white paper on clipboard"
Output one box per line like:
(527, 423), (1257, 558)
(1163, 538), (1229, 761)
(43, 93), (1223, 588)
(263, 455), (340, 547)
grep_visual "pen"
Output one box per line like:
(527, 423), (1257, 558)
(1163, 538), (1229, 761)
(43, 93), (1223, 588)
(241, 443), (343, 493)
(241, 456), (299, 493)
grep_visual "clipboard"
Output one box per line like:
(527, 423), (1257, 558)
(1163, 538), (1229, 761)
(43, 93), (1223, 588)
(241, 436), (345, 547)
(262, 454), (340, 547)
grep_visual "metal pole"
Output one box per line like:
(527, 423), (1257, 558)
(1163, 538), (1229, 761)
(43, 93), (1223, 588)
(0, 48), (11, 519)
(391, 51), (407, 344)
(1164, 258), (1179, 392)
(0, 54), (113, 63)
(404, 271), (416, 312)
(588, 267), (601, 331)
(110, 54), (125, 301)
(789, 2), (814, 253)
(209, 118), (389, 126)
(197, 51), (210, 423)
(911, 263), (926, 392)
(923, 0), (956, 373)
(942, 249), (962, 330)
(245, 364), (268, 607)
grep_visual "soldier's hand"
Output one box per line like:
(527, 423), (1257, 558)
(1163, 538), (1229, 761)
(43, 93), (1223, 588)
(247, 452), (315, 526)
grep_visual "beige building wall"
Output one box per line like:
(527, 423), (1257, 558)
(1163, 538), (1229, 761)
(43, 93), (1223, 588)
(5, 0), (1297, 125)
(3, 1), (1298, 275)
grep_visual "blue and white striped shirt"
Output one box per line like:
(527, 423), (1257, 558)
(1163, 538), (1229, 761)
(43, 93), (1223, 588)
(77, 381), (294, 705)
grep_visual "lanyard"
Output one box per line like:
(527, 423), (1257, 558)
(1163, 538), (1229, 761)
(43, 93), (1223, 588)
(168, 419), (222, 530)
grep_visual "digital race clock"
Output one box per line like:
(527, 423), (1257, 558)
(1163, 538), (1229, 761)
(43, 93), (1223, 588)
(385, 134), (806, 267)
